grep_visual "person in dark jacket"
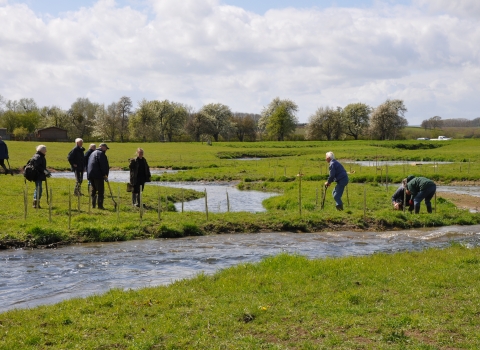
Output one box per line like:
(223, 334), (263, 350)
(87, 143), (109, 209)
(391, 178), (413, 211)
(0, 136), (10, 175)
(129, 148), (152, 207)
(324, 151), (349, 211)
(32, 145), (51, 208)
(84, 144), (96, 169)
(405, 175), (436, 214)
(67, 138), (86, 196)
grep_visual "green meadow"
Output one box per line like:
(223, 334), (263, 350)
(1, 140), (480, 349)
(1, 246), (480, 349)
(1, 139), (480, 247)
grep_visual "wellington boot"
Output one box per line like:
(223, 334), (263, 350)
(92, 195), (97, 209)
(335, 204), (343, 211)
(33, 200), (41, 209)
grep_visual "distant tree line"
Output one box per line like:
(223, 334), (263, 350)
(0, 94), (416, 142)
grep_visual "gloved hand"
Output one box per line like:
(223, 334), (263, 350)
(409, 200), (413, 206)
(104, 175), (109, 182)
(44, 169), (52, 178)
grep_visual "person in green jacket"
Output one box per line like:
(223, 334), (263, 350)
(405, 175), (436, 214)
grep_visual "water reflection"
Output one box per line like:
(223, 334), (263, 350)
(1, 225), (479, 312)
(346, 161), (453, 167)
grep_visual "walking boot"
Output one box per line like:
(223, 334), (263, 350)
(336, 204), (343, 211)
(414, 205), (420, 214)
(97, 198), (105, 210)
(92, 195), (97, 209)
(132, 193), (138, 207)
(33, 200), (37, 208)
(33, 200), (41, 209)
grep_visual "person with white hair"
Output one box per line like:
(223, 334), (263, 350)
(324, 151), (349, 211)
(67, 138), (85, 196)
(31, 145), (51, 208)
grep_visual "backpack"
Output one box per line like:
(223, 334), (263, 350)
(23, 158), (38, 182)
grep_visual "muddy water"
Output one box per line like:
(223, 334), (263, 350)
(1, 225), (479, 312)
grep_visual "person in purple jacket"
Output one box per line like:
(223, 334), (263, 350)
(324, 151), (349, 211)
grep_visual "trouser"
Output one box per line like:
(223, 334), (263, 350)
(33, 180), (43, 200)
(91, 178), (105, 207)
(333, 177), (349, 207)
(74, 170), (84, 195)
(132, 183), (145, 206)
(413, 184), (436, 214)
(0, 159), (7, 173)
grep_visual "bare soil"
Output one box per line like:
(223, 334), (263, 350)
(437, 192), (480, 212)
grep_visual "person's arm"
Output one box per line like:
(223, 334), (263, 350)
(5, 143), (8, 159)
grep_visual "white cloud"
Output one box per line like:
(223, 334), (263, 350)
(1, 0), (480, 124)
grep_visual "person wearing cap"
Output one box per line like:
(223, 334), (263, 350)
(67, 138), (86, 196)
(391, 178), (413, 211)
(0, 136), (10, 175)
(405, 175), (436, 214)
(324, 151), (349, 211)
(87, 143), (110, 209)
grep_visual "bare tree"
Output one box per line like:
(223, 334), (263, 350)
(117, 96), (132, 142)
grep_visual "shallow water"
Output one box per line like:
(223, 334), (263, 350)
(1, 225), (479, 312)
(52, 171), (278, 213)
(346, 160), (453, 167)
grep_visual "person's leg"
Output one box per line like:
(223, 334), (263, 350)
(424, 185), (436, 213)
(33, 180), (43, 208)
(0, 159), (7, 174)
(413, 191), (428, 214)
(97, 179), (105, 209)
(91, 179), (98, 208)
(333, 177), (348, 210)
(74, 170), (84, 195)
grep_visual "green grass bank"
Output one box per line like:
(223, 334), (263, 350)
(1, 139), (480, 248)
(1, 245), (479, 349)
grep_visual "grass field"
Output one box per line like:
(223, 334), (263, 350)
(1, 139), (479, 248)
(1, 246), (479, 349)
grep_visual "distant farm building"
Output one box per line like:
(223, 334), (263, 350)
(35, 127), (68, 142)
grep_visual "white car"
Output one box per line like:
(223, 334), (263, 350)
(417, 137), (430, 140)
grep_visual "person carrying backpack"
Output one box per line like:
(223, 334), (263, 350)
(31, 145), (51, 208)
(67, 138), (86, 196)
(0, 136), (10, 175)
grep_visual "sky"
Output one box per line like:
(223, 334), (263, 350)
(1, 0), (480, 125)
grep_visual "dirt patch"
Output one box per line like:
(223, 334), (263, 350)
(437, 192), (480, 212)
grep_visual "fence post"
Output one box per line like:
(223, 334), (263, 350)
(117, 185), (120, 222)
(158, 190), (161, 221)
(68, 186), (72, 230)
(181, 188), (184, 213)
(24, 184), (28, 221)
(315, 187), (318, 209)
(49, 187), (53, 223)
(139, 190), (143, 224)
(363, 185), (367, 222)
(88, 184), (91, 214)
(385, 164), (389, 192)
(226, 190), (230, 212)
(297, 170), (303, 216)
(204, 188), (209, 221)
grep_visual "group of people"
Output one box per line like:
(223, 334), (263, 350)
(28, 139), (151, 209)
(324, 151), (436, 214)
(14, 141), (436, 214)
